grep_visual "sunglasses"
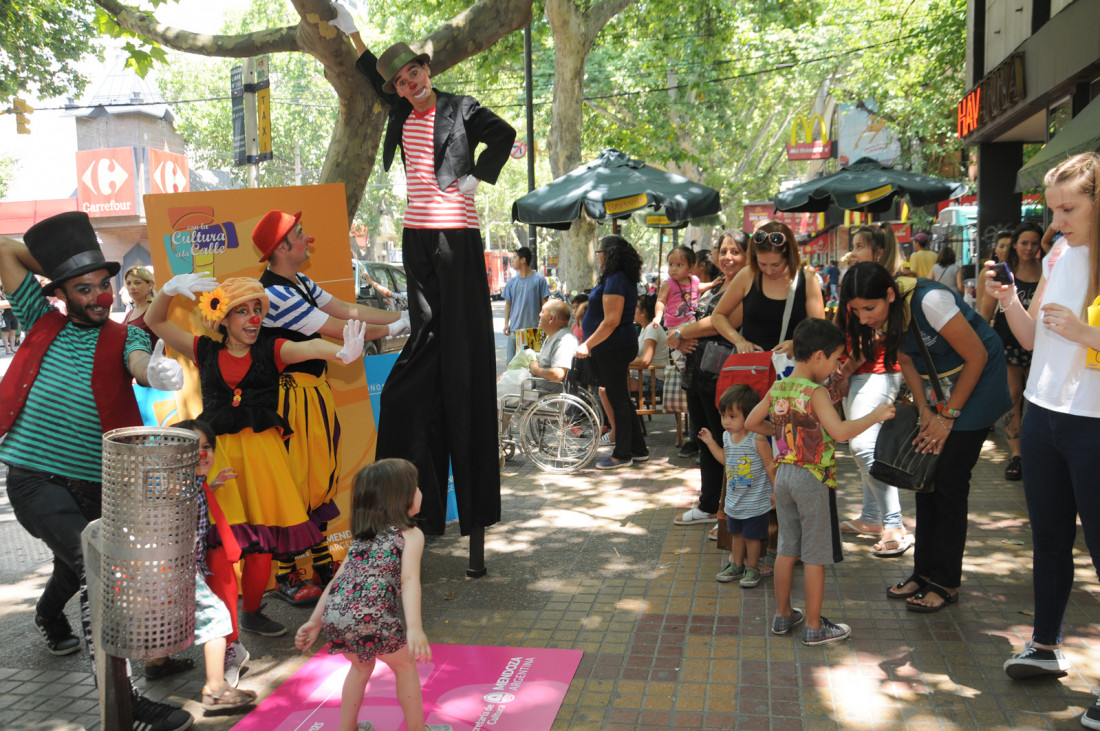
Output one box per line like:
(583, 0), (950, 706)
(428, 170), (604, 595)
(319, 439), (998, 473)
(752, 231), (788, 247)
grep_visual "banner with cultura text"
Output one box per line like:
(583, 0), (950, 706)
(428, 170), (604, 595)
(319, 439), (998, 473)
(143, 183), (372, 571)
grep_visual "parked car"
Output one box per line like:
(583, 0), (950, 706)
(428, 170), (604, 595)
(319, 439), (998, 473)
(354, 260), (409, 356)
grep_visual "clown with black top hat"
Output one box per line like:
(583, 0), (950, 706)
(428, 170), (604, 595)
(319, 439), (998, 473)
(0, 211), (192, 731)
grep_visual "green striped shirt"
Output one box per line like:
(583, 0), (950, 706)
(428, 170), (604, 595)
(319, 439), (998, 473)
(0, 273), (150, 481)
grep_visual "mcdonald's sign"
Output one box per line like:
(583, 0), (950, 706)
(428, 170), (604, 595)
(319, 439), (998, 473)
(786, 114), (835, 161)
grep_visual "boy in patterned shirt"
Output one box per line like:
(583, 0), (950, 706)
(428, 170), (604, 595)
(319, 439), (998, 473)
(746, 318), (894, 646)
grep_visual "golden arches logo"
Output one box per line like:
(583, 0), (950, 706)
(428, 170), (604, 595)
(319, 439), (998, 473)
(786, 114), (833, 160)
(790, 114), (829, 148)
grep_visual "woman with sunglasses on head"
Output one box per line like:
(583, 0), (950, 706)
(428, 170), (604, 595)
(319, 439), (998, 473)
(989, 156), (1100, 726)
(978, 221), (1044, 482)
(710, 221), (825, 357)
(576, 235), (647, 469)
(667, 231), (750, 531)
(840, 261), (1009, 612)
(831, 225), (910, 556)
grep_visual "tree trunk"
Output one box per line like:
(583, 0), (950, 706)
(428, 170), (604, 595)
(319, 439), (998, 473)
(545, 0), (633, 294)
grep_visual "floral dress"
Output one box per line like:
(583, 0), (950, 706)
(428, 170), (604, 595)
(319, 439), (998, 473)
(322, 526), (407, 662)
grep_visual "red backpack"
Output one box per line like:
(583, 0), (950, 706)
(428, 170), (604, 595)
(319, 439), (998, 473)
(714, 351), (776, 407)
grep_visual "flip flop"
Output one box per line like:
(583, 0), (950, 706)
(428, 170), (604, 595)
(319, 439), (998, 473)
(840, 520), (882, 536)
(906, 584), (958, 613)
(886, 573), (928, 600)
(873, 535), (913, 558)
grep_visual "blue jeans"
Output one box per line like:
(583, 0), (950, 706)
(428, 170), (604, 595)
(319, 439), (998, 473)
(843, 372), (904, 530)
(1021, 402), (1100, 646)
(5, 467), (100, 620)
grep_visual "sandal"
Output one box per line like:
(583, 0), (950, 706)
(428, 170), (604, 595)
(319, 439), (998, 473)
(1004, 455), (1022, 481)
(144, 656), (194, 680)
(840, 519), (882, 536)
(886, 573), (928, 600)
(873, 535), (913, 558)
(906, 584), (958, 613)
(202, 682), (258, 711)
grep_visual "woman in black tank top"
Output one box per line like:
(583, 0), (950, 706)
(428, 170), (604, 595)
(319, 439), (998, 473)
(712, 222), (824, 356)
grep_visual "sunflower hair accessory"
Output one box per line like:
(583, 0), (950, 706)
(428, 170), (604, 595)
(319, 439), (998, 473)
(199, 287), (230, 328)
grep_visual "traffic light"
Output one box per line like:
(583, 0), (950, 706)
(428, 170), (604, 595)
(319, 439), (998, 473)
(13, 98), (32, 134)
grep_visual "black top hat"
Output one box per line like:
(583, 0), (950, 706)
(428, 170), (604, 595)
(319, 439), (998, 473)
(23, 212), (119, 290)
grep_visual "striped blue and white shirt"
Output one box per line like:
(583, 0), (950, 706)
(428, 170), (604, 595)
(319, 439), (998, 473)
(723, 431), (773, 520)
(263, 273), (333, 336)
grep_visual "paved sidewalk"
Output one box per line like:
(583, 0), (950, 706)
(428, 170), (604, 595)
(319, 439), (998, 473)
(1, 417), (1098, 730)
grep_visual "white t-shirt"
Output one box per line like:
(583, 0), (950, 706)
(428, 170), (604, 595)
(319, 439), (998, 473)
(638, 321), (669, 368)
(917, 288), (959, 331)
(1024, 241), (1100, 416)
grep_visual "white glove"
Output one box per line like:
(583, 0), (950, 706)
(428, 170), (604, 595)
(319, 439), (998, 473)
(162, 272), (218, 300)
(387, 314), (411, 337)
(336, 320), (366, 364)
(328, 1), (358, 35)
(146, 340), (184, 391)
(457, 175), (480, 196)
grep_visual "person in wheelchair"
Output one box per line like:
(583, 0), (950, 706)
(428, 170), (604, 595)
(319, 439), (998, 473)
(529, 300), (579, 386)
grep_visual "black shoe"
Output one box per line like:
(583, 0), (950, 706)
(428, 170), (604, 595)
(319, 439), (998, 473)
(1004, 455), (1022, 481)
(34, 613), (80, 656)
(131, 690), (194, 731)
(312, 560), (341, 589)
(678, 440), (698, 457)
(240, 606), (287, 637)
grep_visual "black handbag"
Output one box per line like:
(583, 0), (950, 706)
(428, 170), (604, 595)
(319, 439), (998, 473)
(869, 318), (945, 494)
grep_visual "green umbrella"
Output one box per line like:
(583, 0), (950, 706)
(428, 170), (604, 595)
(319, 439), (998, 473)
(511, 149), (721, 230)
(775, 157), (968, 213)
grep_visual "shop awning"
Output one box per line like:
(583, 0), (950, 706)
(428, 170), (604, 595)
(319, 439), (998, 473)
(1016, 95), (1100, 191)
(0, 198), (79, 235)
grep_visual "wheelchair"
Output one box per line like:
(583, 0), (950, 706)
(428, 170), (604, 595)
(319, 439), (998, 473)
(498, 360), (602, 473)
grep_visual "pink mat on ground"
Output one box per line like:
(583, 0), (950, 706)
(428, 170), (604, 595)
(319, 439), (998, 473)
(231, 644), (583, 731)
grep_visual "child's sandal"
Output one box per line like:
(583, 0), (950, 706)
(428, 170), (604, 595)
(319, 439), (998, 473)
(202, 682), (258, 711)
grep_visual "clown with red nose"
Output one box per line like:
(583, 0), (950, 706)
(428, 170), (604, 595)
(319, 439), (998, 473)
(146, 271), (366, 641)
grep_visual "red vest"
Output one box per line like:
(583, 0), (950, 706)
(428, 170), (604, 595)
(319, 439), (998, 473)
(0, 311), (142, 438)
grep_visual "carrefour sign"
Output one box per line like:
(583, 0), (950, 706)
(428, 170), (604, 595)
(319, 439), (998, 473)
(75, 148), (137, 218)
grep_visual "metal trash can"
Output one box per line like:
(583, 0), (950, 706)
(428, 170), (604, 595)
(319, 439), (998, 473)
(95, 427), (200, 659)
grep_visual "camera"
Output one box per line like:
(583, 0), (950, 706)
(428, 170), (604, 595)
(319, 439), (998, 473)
(991, 262), (1014, 286)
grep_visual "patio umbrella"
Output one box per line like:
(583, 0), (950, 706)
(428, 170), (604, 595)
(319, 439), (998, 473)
(775, 157), (968, 213)
(512, 148), (721, 230)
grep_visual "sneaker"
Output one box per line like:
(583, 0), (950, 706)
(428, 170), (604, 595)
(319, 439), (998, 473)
(674, 507), (714, 525)
(34, 612), (80, 656)
(312, 560), (341, 589)
(678, 440), (698, 457)
(802, 617), (852, 646)
(240, 606), (287, 637)
(274, 570), (323, 607)
(595, 456), (632, 470)
(1003, 643), (1071, 679)
(223, 640), (250, 687)
(1082, 696), (1100, 730)
(739, 566), (763, 588)
(716, 561), (745, 583)
(131, 689), (194, 731)
(771, 608), (805, 635)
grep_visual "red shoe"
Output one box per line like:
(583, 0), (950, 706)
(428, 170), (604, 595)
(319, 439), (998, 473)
(273, 570), (322, 606)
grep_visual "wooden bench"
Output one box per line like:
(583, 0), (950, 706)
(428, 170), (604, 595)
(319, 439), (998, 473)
(628, 364), (685, 445)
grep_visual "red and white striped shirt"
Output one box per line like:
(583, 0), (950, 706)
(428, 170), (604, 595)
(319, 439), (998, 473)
(402, 107), (480, 230)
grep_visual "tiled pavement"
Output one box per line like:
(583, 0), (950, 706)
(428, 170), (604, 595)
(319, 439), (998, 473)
(1, 417), (1099, 730)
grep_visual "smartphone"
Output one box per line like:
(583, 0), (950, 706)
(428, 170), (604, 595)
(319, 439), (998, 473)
(991, 262), (1014, 285)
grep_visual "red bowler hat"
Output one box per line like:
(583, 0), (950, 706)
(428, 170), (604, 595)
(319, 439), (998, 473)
(252, 210), (302, 262)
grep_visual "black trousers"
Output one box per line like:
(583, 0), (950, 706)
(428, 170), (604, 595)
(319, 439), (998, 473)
(591, 342), (645, 461)
(378, 228), (501, 536)
(684, 380), (723, 515)
(912, 428), (987, 589)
